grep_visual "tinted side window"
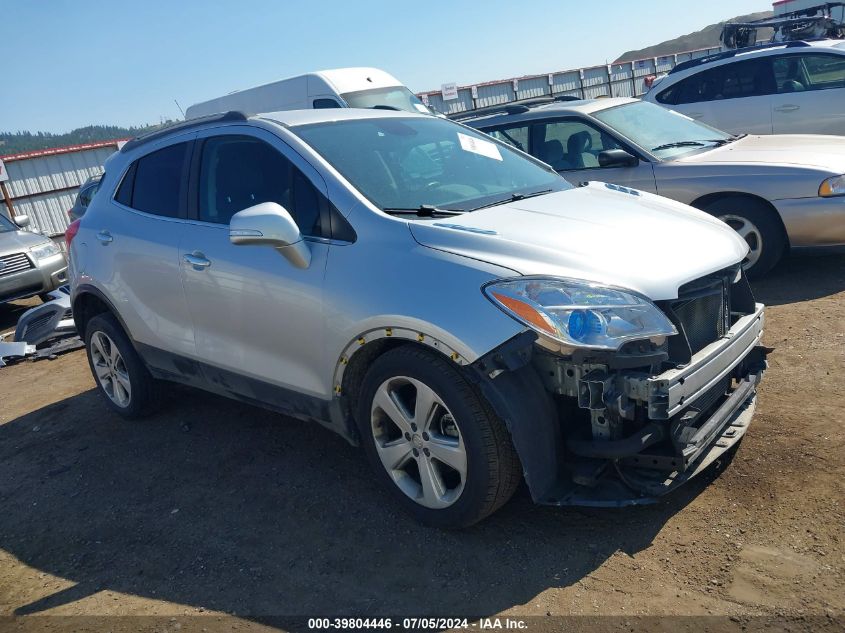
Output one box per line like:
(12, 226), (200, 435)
(78, 186), (92, 208)
(670, 59), (775, 104)
(198, 136), (323, 235)
(487, 125), (529, 152)
(313, 98), (342, 109)
(125, 143), (189, 217)
(774, 53), (845, 92)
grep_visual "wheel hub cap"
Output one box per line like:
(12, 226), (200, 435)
(718, 214), (763, 270)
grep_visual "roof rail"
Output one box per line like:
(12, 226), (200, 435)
(120, 111), (248, 154)
(668, 41), (812, 75)
(447, 94), (583, 121)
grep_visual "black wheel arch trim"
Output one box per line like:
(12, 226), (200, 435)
(466, 331), (563, 502)
(72, 284), (136, 344)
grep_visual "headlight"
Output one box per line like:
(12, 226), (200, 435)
(29, 241), (61, 261)
(819, 175), (845, 197)
(483, 277), (677, 350)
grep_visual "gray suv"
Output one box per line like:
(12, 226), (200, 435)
(70, 109), (766, 527)
(0, 213), (68, 304)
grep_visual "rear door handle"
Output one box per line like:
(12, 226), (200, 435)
(687, 112), (704, 119)
(96, 230), (113, 244)
(183, 252), (211, 270)
(774, 104), (800, 112)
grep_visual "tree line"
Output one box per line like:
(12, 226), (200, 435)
(0, 122), (175, 155)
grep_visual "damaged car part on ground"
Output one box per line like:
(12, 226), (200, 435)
(69, 108), (766, 527)
(0, 286), (83, 367)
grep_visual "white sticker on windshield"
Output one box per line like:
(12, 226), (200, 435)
(414, 103), (430, 113)
(457, 132), (502, 161)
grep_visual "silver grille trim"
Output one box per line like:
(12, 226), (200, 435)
(0, 253), (34, 278)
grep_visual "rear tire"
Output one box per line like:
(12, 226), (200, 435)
(84, 313), (159, 419)
(699, 196), (786, 279)
(357, 346), (521, 528)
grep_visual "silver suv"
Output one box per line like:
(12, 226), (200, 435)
(70, 109), (767, 527)
(1, 213), (68, 304)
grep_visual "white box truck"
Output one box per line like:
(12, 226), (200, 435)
(186, 67), (431, 118)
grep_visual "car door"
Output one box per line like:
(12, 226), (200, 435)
(100, 136), (197, 361)
(771, 52), (845, 134)
(528, 118), (657, 192)
(658, 59), (776, 135)
(179, 126), (331, 399)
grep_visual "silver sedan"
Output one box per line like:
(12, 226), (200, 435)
(466, 97), (845, 277)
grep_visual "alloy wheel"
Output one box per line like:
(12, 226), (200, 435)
(370, 376), (467, 509)
(90, 331), (132, 407)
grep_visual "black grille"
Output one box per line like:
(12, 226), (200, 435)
(673, 292), (726, 354)
(663, 271), (733, 357)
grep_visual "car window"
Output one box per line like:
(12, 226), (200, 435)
(662, 58), (776, 104)
(197, 135), (323, 236)
(293, 116), (568, 212)
(774, 53), (845, 92)
(341, 87), (432, 114)
(313, 98), (342, 109)
(593, 100), (731, 159)
(487, 125), (529, 152)
(0, 213), (17, 233)
(116, 142), (189, 217)
(534, 120), (621, 171)
(78, 186), (92, 208)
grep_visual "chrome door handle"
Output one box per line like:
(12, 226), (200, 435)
(775, 104), (800, 112)
(96, 230), (113, 244)
(183, 252), (211, 270)
(687, 112), (704, 119)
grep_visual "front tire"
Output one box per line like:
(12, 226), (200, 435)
(699, 197), (786, 278)
(84, 313), (159, 419)
(357, 346), (521, 528)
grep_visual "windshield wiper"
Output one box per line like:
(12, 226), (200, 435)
(469, 189), (554, 212)
(383, 205), (465, 218)
(652, 138), (736, 152)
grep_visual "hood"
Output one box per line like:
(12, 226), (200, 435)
(0, 229), (52, 255)
(677, 134), (845, 173)
(408, 184), (747, 301)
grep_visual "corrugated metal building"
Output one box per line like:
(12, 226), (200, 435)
(419, 45), (725, 115)
(0, 140), (125, 238)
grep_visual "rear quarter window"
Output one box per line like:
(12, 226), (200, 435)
(114, 143), (189, 217)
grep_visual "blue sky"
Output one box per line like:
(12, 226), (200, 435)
(1, 0), (766, 132)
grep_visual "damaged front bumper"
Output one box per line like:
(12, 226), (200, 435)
(553, 303), (766, 506)
(471, 301), (767, 508)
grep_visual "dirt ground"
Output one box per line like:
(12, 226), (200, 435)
(0, 254), (843, 631)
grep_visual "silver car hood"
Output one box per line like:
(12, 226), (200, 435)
(677, 134), (845, 172)
(0, 230), (51, 255)
(408, 183), (748, 301)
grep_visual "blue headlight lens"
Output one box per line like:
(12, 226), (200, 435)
(568, 309), (604, 341)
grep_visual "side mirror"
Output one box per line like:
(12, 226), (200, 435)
(229, 202), (311, 269)
(13, 215), (30, 228)
(598, 149), (639, 168)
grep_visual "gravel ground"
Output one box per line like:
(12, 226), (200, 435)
(0, 254), (842, 631)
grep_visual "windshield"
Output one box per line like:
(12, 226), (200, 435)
(0, 214), (17, 233)
(294, 116), (569, 212)
(341, 87), (432, 114)
(593, 100), (733, 159)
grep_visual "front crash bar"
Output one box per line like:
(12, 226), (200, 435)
(629, 303), (765, 420)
